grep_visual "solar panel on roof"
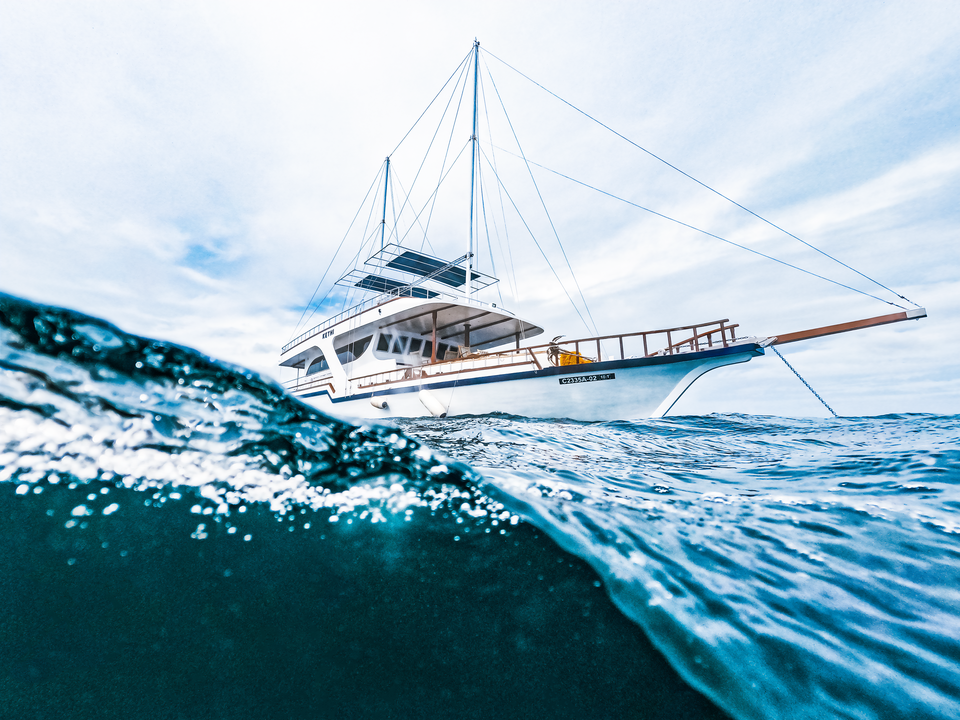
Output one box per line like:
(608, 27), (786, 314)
(354, 275), (438, 298)
(386, 250), (479, 288)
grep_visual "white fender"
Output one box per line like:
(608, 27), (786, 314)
(418, 389), (447, 418)
(370, 397), (389, 410)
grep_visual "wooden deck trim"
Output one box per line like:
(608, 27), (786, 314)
(287, 379), (337, 396)
(355, 357), (539, 390)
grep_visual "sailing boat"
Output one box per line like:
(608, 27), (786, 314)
(279, 42), (925, 421)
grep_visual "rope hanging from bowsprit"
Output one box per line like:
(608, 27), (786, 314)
(770, 345), (838, 418)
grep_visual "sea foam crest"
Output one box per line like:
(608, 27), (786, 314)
(0, 293), (482, 520)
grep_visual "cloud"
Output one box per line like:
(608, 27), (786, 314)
(1, 0), (958, 415)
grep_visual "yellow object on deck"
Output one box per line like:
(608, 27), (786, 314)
(558, 351), (593, 366)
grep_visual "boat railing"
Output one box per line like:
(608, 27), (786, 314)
(282, 371), (337, 394)
(284, 318), (741, 394)
(281, 287), (510, 355)
(526, 319), (739, 363)
(350, 347), (543, 391)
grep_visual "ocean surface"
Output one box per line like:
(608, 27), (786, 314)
(2, 291), (959, 720)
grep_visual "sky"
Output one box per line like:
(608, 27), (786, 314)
(2, 0), (958, 418)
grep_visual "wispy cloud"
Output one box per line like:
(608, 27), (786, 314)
(1, 0), (958, 415)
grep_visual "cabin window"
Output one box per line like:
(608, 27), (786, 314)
(374, 332), (435, 359)
(437, 342), (450, 359)
(335, 336), (372, 365)
(306, 355), (329, 376)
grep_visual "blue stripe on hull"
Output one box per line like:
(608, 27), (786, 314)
(299, 343), (765, 404)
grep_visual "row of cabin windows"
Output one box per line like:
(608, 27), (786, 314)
(376, 334), (458, 360)
(305, 333), (458, 376)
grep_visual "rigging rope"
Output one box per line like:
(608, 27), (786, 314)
(479, 146), (595, 335)
(389, 49), (473, 157)
(770, 345), (839, 418)
(482, 48), (919, 309)
(400, 140), (473, 251)
(390, 169), (437, 256)
(391, 59), (472, 254)
(476, 156), (506, 307)
(479, 75), (520, 303)
(421, 63), (473, 253)
(288, 163), (386, 340)
(296, 44), (916, 354)
(484, 58), (600, 336)
(492, 149), (906, 310)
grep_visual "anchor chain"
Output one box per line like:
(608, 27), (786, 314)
(770, 345), (839, 418)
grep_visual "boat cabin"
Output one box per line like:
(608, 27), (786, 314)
(280, 293), (544, 391)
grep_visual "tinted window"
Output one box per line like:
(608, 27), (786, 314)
(390, 336), (406, 354)
(408, 338), (422, 354)
(306, 356), (329, 376)
(422, 340), (433, 358)
(377, 334), (391, 352)
(336, 335), (372, 365)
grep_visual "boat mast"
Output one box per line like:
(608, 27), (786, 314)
(380, 156), (390, 253)
(467, 39), (479, 297)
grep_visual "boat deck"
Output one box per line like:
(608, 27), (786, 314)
(286, 318), (744, 396)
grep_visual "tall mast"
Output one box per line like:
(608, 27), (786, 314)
(466, 39), (479, 296)
(380, 156), (390, 253)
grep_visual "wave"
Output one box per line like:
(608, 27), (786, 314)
(409, 413), (960, 720)
(4, 291), (960, 720)
(0, 292), (482, 515)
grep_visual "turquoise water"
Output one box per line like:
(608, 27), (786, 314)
(2, 292), (958, 719)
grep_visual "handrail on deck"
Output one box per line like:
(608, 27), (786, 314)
(664, 323), (740, 354)
(349, 346), (543, 390)
(283, 317), (745, 395)
(526, 318), (738, 361)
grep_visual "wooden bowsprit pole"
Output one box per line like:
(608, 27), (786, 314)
(764, 307), (926, 416)
(771, 308), (927, 346)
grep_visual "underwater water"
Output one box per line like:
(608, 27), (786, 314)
(2, 292), (959, 720)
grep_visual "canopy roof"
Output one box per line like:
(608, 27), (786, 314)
(358, 299), (543, 351)
(335, 243), (498, 295)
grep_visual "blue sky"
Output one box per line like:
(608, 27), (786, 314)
(2, 1), (958, 417)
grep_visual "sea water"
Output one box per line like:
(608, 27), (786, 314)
(1, 291), (958, 720)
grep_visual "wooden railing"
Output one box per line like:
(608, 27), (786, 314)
(349, 347), (544, 391)
(524, 318), (739, 362)
(283, 374), (337, 396)
(284, 318), (744, 395)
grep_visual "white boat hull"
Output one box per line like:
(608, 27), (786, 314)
(293, 343), (764, 422)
